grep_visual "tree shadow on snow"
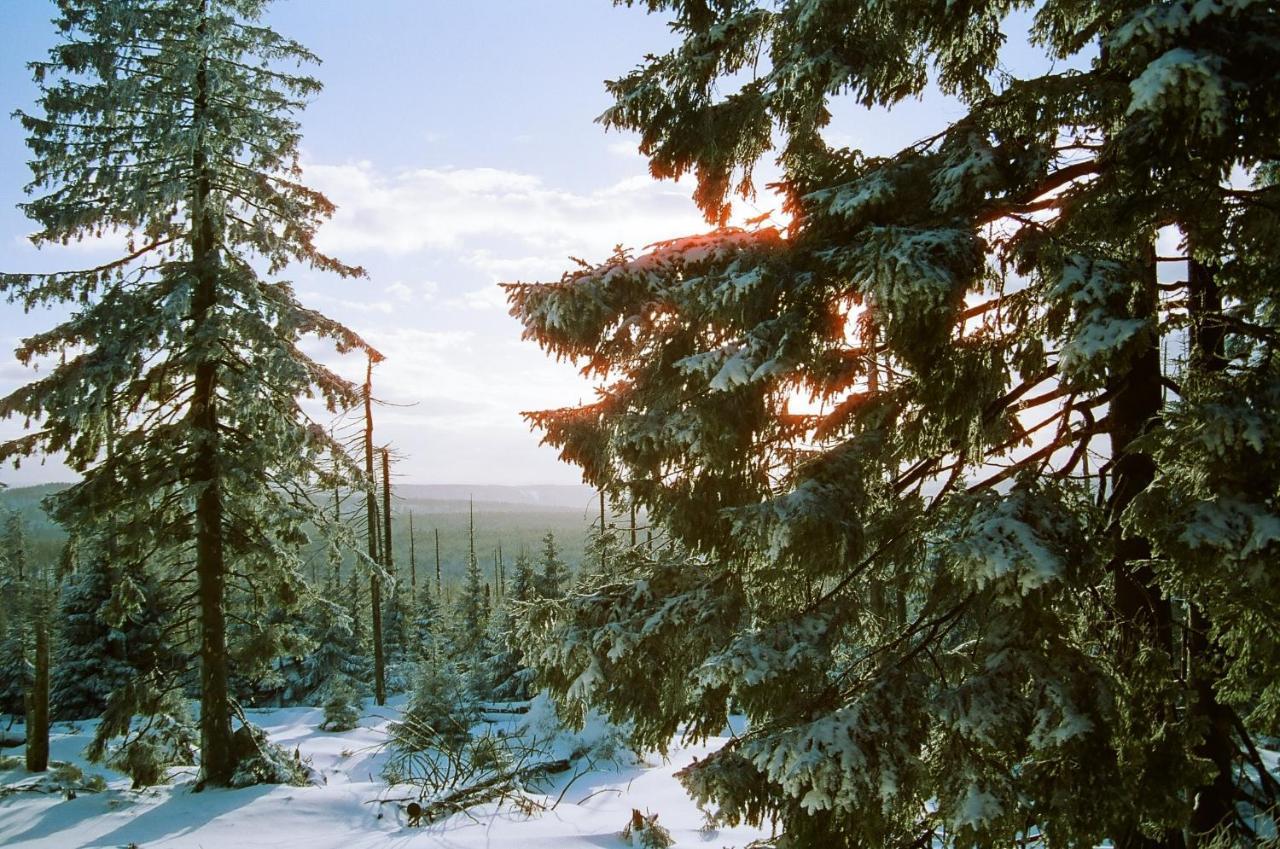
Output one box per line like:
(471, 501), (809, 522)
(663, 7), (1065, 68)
(100, 783), (281, 848)
(4, 782), (278, 848)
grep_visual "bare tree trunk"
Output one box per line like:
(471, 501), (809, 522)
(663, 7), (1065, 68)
(409, 512), (417, 599)
(365, 357), (385, 706)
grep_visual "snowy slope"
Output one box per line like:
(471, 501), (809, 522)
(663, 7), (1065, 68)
(0, 699), (768, 849)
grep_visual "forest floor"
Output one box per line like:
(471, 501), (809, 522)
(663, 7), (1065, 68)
(0, 697), (768, 849)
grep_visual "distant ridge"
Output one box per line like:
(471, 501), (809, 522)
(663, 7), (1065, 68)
(0, 481), (602, 515)
(397, 484), (598, 512)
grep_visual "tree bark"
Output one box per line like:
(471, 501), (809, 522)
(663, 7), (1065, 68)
(1108, 244), (1173, 649)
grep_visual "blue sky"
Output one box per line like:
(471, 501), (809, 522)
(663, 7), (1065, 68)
(0, 0), (979, 486)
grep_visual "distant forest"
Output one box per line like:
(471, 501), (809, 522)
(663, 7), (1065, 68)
(0, 483), (603, 592)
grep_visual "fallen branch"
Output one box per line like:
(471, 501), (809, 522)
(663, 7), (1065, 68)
(415, 758), (571, 824)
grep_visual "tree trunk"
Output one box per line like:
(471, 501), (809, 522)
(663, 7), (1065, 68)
(365, 358), (385, 706)
(409, 512), (417, 599)
(191, 25), (235, 786)
(382, 447), (394, 579)
(1184, 254), (1236, 844)
(24, 616), (48, 773)
(1107, 243), (1178, 849)
(435, 528), (441, 599)
(599, 490), (607, 575)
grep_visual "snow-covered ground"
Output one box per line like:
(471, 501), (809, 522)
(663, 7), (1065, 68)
(0, 699), (768, 849)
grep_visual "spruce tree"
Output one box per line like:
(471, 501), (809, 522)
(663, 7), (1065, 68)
(0, 515), (30, 719)
(52, 545), (181, 720)
(454, 499), (487, 660)
(534, 531), (568, 600)
(381, 581), (413, 693)
(297, 560), (366, 703)
(1, 0), (373, 785)
(507, 550), (537, 605)
(411, 578), (441, 663)
(510, 1), (1280, 845)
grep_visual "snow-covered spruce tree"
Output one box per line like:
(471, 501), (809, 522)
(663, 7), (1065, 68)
(298, 594), (366, 702)
(476, 590), (535, 703)
(1, 0), (374, 785)
(509, 1), (1280, 846)
(507, 549), (537, 606)
(534, 531), (569, 600)
(382, 580), (414, 694)
(0, 515), (31, 720)
(52, 544), (182, 720)
(411, 576), (442, 663)
(453, 500), (488, 666)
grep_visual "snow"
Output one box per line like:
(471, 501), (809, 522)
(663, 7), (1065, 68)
(950, 500), (1063, 596)
(0, 699), (768, 849)
(954, 783), (1001, 829)
(1050, 255), (1149, 380)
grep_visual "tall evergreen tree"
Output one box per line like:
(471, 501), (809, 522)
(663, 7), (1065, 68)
(1, 0), (374, 785)
(510, 1), (1280, 845)
(454, 499), (487, 659)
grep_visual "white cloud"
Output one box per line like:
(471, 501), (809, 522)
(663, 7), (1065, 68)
(447, 284), (509, 312)
(300, 289), (394, 315)
(306, 159), (711, 266)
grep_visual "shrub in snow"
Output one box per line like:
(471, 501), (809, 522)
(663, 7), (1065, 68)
(518, 691), (635, 766)
(620, 809), (674, 849)
(319, 675), (362, 732)
(90, 689), (197, 789)
(227, 723), (307, 788)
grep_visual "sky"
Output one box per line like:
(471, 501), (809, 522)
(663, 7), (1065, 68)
(0, 0), (984, 487)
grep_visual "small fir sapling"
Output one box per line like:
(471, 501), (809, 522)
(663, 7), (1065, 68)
(320, 675), (362, 732)
(390, 661), (476, 753)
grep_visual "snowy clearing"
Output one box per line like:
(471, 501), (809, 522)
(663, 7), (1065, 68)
(0, 699), (768, 849)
